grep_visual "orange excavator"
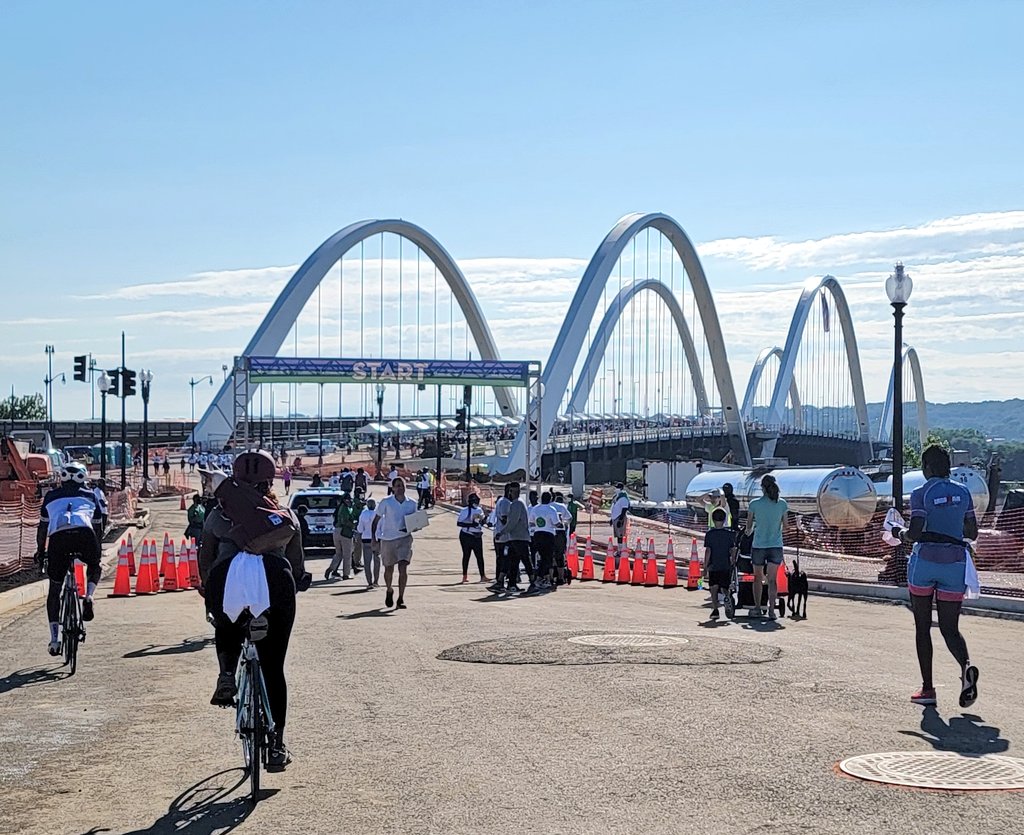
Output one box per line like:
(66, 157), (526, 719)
(0, 436), (56, 502)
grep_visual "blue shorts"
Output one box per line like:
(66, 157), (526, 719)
(907, 553), (966, 602)
(751, 547), (784, 567)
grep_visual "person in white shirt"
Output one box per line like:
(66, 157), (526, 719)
(329, 472), (341, 490)
(417, 469), (431, 509)
(357, 498), (380, 590)
(372, 476), (418, 609)
(527, 492), (562, 594)
(387, 467), (400, 496)
(456, 494), (489, 584)
(610, 483), (630, 544)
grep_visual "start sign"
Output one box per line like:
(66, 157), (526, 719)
(244, 356), (537, 388)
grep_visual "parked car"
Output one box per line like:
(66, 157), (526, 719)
(287, 487), (342, 549)
(303, 438), (336, 456)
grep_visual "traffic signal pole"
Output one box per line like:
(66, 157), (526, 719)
(120, 332), (127, 490)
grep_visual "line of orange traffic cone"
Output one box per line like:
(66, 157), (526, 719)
(588, 536), (679, 589)
(109, 535), (200, 598)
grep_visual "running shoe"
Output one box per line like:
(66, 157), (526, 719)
(747, 607), (763, 618)
(767, 609), (777, 621)
(960, 665), (980, 708)
(47, 640), (61, 657)
(385, 589), (394, 608)
(910, 687), (937, 706)
(396, 599), (407, 610)
(505, 585), (522, 596)
(82, 598), (94, 622)
(210, 672), (237, 706)
(486, 582), (504, 594)
(710, 609), (720, 621)
(267, 737), (293, 771)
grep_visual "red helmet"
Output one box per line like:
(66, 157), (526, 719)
(232, 450), (277, 485)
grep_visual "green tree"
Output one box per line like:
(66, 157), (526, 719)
(0, 393), (46, 420)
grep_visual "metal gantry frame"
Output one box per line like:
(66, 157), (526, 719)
(525, 366), (542, 491)
(232, 356), (251, 449)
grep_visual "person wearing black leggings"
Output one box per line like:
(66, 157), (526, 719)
(456, 494), (489, 583)
(198, 451), (310, 771)
(894, 445), (980, 708)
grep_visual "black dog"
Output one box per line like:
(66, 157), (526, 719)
(787, 559), (808, 619)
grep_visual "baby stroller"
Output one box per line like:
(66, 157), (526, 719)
(723, 533), (787, 620)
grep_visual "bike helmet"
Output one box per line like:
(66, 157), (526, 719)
(61, 462), (89, 485)
(232, 450), (277, 485)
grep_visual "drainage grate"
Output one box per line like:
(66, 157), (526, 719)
(567, 634), (689, 648)
(839, 751), (1024, 791)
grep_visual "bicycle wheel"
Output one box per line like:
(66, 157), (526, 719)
(248, 659), (263, 803)
(237, 664), (254, 773)
(62, 580), (79, 676)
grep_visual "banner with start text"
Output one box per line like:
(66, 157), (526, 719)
(245, 356), (538, 388)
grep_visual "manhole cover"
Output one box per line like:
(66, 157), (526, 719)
(839, 752), (1024, 791)
(567, 634), (689, 648)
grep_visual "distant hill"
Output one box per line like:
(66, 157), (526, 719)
(866, 399), (1024, 442)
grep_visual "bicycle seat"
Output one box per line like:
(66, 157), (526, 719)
(247, 614), (269, 642)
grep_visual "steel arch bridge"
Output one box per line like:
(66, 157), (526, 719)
(193, 212), (926, 471)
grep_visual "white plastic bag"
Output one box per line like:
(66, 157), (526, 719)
(882, 508), (907, 547)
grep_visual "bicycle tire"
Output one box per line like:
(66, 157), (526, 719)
(237, 663), (253, 773)
(248, 658), (262, 803)
(62, 579), (79, 676)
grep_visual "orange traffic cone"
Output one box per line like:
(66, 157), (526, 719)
(135, 543), (156, 595)
(663, 538), (678, 588)
(159, 533), (171, 576)
(644, 542), (659, 586)
(74, 559), (86, 597)
(631, 542), (645, 585)
(188, 539), (201, 588)
(148, 539), (159, 588)
(180, 492), (187, 511)
(126, 533), (137, 575)
(162, 542), (179, 592)
(601, 543), (617, 582)
(567, 537), (580, 578)
(616, 546), (631, 584)
(109, 548), (132, 597)
(686, 537), (701, 590)
(176, 539), (192, 589)
(580, 545), (595, 581)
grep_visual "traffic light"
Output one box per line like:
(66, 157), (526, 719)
(107, 369), (120, 397)
(73, 355), (88, 382)
(455, 407), (467, 430)
(122, 368), (137, 397)
(463, 385), (472, 406)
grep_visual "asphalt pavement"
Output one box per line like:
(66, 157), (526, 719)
(2, 493), (1023, 835)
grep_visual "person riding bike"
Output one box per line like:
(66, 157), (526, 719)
(198, 450), (311, 771)
(36, 463), (102, 656)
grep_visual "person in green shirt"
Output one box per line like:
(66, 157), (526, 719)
(566, 496), (581, 536)
(185, 494), (206, 545)
(326, 493), (359, 581)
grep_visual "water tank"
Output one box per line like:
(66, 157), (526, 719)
(877, 467), (990, 513)
(685, 467), (878, 530)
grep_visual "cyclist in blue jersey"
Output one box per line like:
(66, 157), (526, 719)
(36, 463), (102, 656)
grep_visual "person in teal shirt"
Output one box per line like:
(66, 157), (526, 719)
(743, 474), (789, 620)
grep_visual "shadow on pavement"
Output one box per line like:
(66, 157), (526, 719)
(739, 619), (785, 632)
(698, 620), (733, 629)
(123, 636), (213, 659)
(112, 767), (272, 834)
(340, 608), (393, 619)
(0, 665), (68, 696)
(331, 588), (374, 596)
(900, 707), (1010, 755)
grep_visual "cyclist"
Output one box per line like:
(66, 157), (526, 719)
(36, 463), (101, 656)
(198, 450), (310, 771)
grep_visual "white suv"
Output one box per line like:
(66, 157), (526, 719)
(287, 487), (342, 549)
(303, 438), (336, 456)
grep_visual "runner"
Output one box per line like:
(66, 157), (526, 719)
(894, 444), (980, 707)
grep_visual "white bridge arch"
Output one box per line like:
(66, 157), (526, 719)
(567, 278), (711, 417)
(192, 219), (516, 446)
(505, 212), (751, 471)
(741, 346), (803, 428)
(877, 345), (928, 445)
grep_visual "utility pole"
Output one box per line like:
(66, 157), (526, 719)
(120, 332), (127, 490)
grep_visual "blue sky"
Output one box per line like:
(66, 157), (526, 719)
(2, 1), (1022, 420)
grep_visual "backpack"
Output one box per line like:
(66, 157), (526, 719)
(214, 478), (299, 555)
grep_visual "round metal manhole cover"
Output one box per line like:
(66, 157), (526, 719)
(567, 634), (689, 648)
(839, 752), (1024, 791)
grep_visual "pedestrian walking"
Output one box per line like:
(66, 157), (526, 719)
(282, 467), (292, 495)
(704, 508), (737, 621)
(893, 445), (980, 707)
(185, 494), (206, 546)
(743, 474), (788, 620)
(354, 467), (368, 493)
(722, 482), (741, 531)
(326, 493), (357, 581)
(357, 498), (380, 589)
(610, 483), (630, 544)
(372, 476), (418, 609)
(351, 487), (366, 573)
(456, 494), (489, 583)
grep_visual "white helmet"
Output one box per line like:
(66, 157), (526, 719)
(60, 462), (89, 485)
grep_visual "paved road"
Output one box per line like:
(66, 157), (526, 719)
(2, 497), (1023, 835)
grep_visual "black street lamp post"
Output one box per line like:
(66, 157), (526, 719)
(885, 263), (913, 513)
(97, 371), (111, 481)
(140, 370), (153, 497)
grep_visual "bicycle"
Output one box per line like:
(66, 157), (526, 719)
(58, 561), (86, 676)
(235, 613), (275, 804)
